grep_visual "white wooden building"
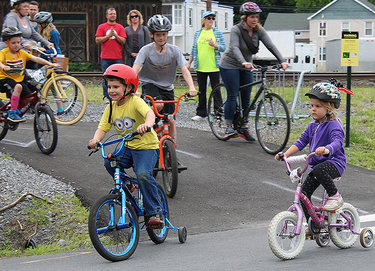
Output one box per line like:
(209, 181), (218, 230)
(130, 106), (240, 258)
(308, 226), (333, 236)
(162, 0), (234, 55)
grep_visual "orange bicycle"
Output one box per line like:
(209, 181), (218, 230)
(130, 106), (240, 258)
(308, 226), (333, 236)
(144, 93), (189, 198)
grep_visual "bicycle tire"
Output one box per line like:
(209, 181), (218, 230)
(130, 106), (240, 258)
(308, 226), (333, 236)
(161, 139), (178, 198)
(88, 194), (139, 262)
(207, 83), (229, 141)
(0, 100), (8, 141)
(255, 92), (290, 154)
(34, 105), (58, 155)
(268, 211), (305, 260)
(41, 75), (87, 125)
(328, 203), (359, 249)
(146, 184), (169, 244)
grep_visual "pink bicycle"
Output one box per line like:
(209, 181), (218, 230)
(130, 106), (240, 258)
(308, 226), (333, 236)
(268, 152), (373, 260)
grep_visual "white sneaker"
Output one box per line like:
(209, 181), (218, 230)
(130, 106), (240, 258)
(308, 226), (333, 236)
(191, 115), (204, 121)
(323, 193), (344, 211)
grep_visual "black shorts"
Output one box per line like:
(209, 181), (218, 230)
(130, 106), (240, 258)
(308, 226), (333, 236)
(0, 77), (35, 98)
(142, 83), (175, 115)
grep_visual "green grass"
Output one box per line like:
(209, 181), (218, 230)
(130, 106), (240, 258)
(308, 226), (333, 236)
(0, 195), (91, 258)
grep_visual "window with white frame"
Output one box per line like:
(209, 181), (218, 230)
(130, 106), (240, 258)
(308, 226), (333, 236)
(174, 4), (182, 25)
(162, 5), (172, 23)
(319, 22), (326, 36)
(319, 47), (326, 61)
(189, 8), (193, 27)
(342, 21), (350, 32)
(365, 21), (373, 36)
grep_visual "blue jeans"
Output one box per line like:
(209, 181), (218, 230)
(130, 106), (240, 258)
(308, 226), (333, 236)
(101, 58), (122, 98)
(219, 67), (253, 123)
(104, 148), (161, 217)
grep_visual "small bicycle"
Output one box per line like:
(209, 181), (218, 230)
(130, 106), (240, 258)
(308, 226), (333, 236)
(30, 47), (88, 125)
(207, 64), (291, 155)
(267, 152), (373, 260)
(144, 93), (189, 198)
(0, 68), (58, 155)
(88, 130), (187, 262)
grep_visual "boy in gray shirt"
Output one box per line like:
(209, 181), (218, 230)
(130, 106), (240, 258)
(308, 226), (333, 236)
(133, 15), (197, 141)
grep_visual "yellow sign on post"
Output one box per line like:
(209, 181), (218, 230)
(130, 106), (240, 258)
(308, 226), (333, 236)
(341, 31), (359, 66)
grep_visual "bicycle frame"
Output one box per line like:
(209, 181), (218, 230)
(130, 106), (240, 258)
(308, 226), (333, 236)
(95, 133), (178, 232)
(282, 152), (360, 236)
(145, 93), (187, 170)
(235, 66), (274, 127)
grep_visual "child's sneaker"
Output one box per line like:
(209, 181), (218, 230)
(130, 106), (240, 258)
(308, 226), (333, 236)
(147, 213), (164, 228)
(238, 128), (256, 142)
(225, 126), (238, 138)
(323, 192), (344, 211)
(7, 110), (26, 123)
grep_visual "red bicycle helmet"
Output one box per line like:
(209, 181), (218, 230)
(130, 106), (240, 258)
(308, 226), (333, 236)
(104, 64), (139, 93)
(240, 2), (262, 15)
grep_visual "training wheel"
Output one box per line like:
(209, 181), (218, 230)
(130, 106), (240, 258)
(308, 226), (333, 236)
(360, 227), (374, 248)
(178, 227), (187, 243)
(315, 232), (330, 247)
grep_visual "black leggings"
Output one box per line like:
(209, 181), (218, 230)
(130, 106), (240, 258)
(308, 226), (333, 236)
(302, 161), (341, 221)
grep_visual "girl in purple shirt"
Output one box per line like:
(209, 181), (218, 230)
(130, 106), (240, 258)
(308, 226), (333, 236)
(276, 82), (346, 220)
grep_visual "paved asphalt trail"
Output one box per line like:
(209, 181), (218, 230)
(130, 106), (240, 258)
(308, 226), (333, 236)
(0, 121), (374, 270)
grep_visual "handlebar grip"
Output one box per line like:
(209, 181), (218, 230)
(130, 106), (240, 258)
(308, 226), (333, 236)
(286, 155), (307, 164)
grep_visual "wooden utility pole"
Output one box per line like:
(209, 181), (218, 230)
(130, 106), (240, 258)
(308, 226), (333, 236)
(206, 0), (212, 11)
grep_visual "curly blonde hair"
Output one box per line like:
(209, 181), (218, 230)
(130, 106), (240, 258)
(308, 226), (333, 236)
(38, 23), (59, 41)
(127, 9), (144, 26)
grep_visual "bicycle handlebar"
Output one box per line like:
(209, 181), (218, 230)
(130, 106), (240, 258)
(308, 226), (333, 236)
(278, 149), (330, 178)
(88, 127), (151, 158)
(144, 93), (190, 118)
(31, 47), (57, 58)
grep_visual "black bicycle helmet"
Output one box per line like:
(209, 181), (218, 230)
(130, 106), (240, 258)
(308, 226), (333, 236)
(2, 27), (22, 41)
(240, 2), (262, 15)
(147, 15), (172, 33)
(10, 0), (30, 8)
(34, 11), (53, 24)
(305, 82), (341, 109)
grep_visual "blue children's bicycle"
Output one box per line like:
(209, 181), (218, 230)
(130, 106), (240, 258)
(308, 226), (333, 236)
(88, 130), (187, 262)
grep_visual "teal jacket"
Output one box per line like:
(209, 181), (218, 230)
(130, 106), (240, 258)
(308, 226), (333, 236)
(190, 27), (226, 70)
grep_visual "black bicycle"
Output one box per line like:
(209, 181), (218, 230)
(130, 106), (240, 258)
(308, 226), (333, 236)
(207, 64), (291, 154)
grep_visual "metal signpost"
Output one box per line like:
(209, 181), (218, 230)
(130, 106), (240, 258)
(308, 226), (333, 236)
(341, 31), (359, 147)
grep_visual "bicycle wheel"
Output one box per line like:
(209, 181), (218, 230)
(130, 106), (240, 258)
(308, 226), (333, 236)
(0, 101), (8, 141)
(88, 194), (139, 262)
(328, 203), (360, 248)
(34, 105), (58, 155)
(161, 139), (178, 198)
(147, 184), (169, 244)
(255, 92), (290, 155)
(268, 211), (305, 260)
(207, 83), (229, 141)
(41, 75), (87, 125)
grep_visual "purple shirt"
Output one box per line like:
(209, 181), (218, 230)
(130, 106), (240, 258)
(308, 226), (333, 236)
(294, 119), (346, 175)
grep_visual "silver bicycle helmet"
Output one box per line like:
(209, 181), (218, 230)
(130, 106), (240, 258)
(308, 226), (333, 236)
(34, 11), (53, 24)
(147, 15), (172, 33)
(2, 26), (22, 41)
(305, 82), (341, 109)
(240, 2), (262, 15)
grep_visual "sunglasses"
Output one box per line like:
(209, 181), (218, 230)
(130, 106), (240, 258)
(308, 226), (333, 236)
(206, 17), (215, 20)
(130, 15), (139, 18)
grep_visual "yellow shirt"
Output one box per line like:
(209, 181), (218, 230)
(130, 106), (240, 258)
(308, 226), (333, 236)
(196, 29), (219, 72)
(0, 48), (32, 82)
(98, 95), (159, 150)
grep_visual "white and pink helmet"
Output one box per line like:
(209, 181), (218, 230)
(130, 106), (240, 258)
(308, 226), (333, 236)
(240, 2), (262, 15)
